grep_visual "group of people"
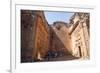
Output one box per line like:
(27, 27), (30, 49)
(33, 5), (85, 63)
(44, 48), (65, 61)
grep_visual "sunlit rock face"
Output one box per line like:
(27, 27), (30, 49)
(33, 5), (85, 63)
(32, 11), (49, 60)
(49, 21), (72, 55)
(69, 13), (90, 59)
(21, 10), (49, 62)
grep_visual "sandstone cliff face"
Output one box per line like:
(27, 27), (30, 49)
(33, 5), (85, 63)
(32, 11), (49, 60)
(49, 21), (72, 55)
(21, 10), (49, 62)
